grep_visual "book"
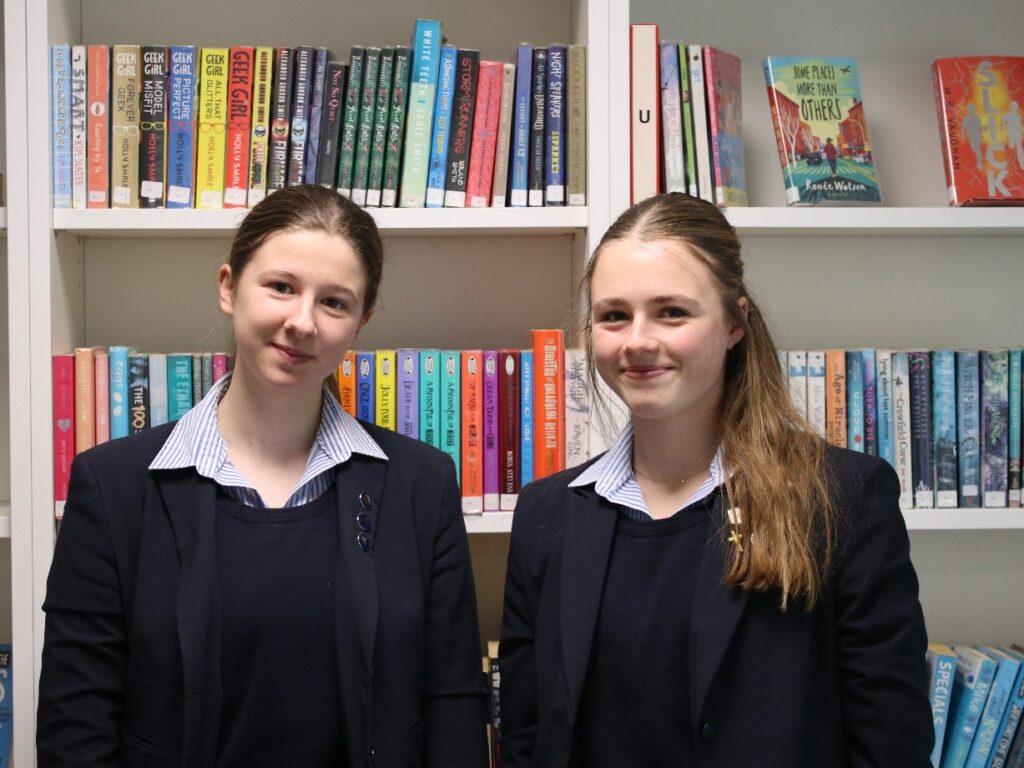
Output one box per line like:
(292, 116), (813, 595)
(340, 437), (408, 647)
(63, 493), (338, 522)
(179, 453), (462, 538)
(223, 46), (254, 208)
(909, 350), (935, 508)
(128, 352), (150, 434)
(267, 47), (294, 194)
(336, 46), (365, 198)
(533, 329), (565, 479)
(933, 350), (959, 508)
(287, 46), (315, 187)
(807, 350), (826, 438)
(703, 46), (747, 206)
(928, 642), (958, 768)
(678, 44), (698, 198)
(191, 352), (203, 405)
(528, 47), (547, 206)
(440, 350), (462, 484)
(304, 47), (329, 186)
(861, 349), (877, 456)
(892, 351), (915, 508)
(74, 347), (97, 454)
(350, 46), (381, 205)
(375, 350), (396, 430)
(93, 349), (110, 444)
(167, 353), (193, 422)
(490, 62), (517, 208)
(52, 45), (73, 208)
(520, 349), (534, 487)
(315, 60), (347, 189)
(788, 351), (808, 420)
(247, 46), (273, 206)
(86, 44), (111, 208)
(381, 46), (412, 207)
(943, 644), (998, 768)
(148, 353), (168, 427)
(70, 45), (88, 209)
(338, 351), (357, 417)
(686, 44), (713, 203)
(967, 646), (1021, 768)
(875, 350), (895, 468)
(397, 348), (419, 440)
(509, 44), (533, 207)
(467, 60), (504, 207)
(565, 348), (590, 469)
(629, 24), (660, 203)
(426, 45), (458, 208)
(824, 349), (847, 448)
(957, 351), (982, 508)
(660, 40), (686, 194)
(52, 355), (75, 503)
(991, 646), (1024, 768)
(846, 350), (865, 452)
(419, 350), (441, 449)
(567, 44), (587, 206)
(932, 56), (1024, 206)
(498, 349), (520, 511)
(1010, 349), (1022, 507)
(763, 56), (882, 205)
(195, 47), (229, 209)
(356, 351), (375, 423)
(111, 45), (141, 208)
(544, 44), (567, 206)
(462, 350), (484, 514)
(166, 45), (197, 208)
(139, 45), (167, 208)
(365, 47), (396, 207)
(483, 351), (500, 511)
(213, 351), (230, 385)
(981, 350), (1009, 508)
(399, 19), (443, 207)
(444, 49), (479, 208)
(0, 643), (11, 766)
(486, 640), (502, 768)
(108, 346), (131, 439)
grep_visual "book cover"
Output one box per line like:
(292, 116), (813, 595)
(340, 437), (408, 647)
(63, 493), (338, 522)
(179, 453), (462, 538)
(565, 347), (590, 469)
(966, 647), (1021, 768)
(366, 47), (396, 207)
(1009, 349), (1022, 507)
(909, 350), (935, 508)
(338, 351), (357, 417)
(139, 45), (167, 208)
(957, 350), (982, 508)
(490, 62), (517, 208)
(167, 353), (193, 422)
(356, 350), (375, 423)
(892, 351), (915, 508)
(350, 46), (381, 205)
(629, 24), (660, 204)
(108, 346), (131, 439)
(528, 46), (548, 206)
(195, 47), (229, 209)
(425, 45), (458, 208)
(660, 40), (686, 194)
(932, 56), (1024, 206)
(223, 46), (254, 208)
(315, 60), (347, 189)
(52, 45), (73, 208)
(509, 44), (533, 207)
(825, 349), (847, 449)
(440, 350), (462, 484)
(399, 19), (443, 208)
(520, 349), (534, 487)
(929, 642), (958, 768)
(876, 349), (895, 468)
(128, 352), (150, 434)
(397, 348), (419, 439)
(247, 46), (273, 206)
(567, 44), (587, 206)
(444, 49), (480, 208)
(846, 349), (865, 452)
(267, 47), (294, 194)
(467, 60), (504, 207)
(544, 44), (567, 206)
(110, 45), (140, 208)
(304, 47), (329, 186)
(807, 350), (827, 438)
(933, 349), (959, 508)
(148, 353), (169, 427)
(336, 46), (365, 198)
(419, 350), (441, 449)
(70, 45), (88, 209)
(943, 645), (998, 768)
(703, 46), (747, 206)
(498, 350), (521, 511)
(86, 44), (111, 208)
(52, 355), (76, 502)
(462, 350), (484, 514)
(533, 329), (565, 479)
(788, 351), (808, 420)
(74, 347), (97, 454)
(381, 46), (412, 207)
(287, 46), (315, 187)
(862, 349), (877, 456)
(483, 351), (500, 511)
(763, 56), (882, 205)
(687, 43), (714, 203)
(991, 646), (1024, 768)
(981, 349), (1009, 508)
(166, 45), (197, 208)
(375, 349), (396, 430)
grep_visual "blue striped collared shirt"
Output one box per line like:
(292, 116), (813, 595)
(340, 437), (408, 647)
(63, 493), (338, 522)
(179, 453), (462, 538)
(149, 372), (388, 509)
(568, 421), (724, 521)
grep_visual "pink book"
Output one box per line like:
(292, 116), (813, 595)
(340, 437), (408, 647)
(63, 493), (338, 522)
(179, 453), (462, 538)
(53, 355), (76, 505)
(94, 348), (110, 444)
(465, 61), (504, 207)
(482, 350), (500, 511)
(212, 352), (229, 384)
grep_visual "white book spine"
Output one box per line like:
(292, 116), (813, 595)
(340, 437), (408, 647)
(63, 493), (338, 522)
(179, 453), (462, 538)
(788, 351), (808, 421)
(807, 351), (827, 438)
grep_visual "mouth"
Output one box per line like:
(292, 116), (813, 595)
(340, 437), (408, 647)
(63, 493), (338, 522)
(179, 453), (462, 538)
(271, 343), (314, 362)
(623, 365), (669, 380)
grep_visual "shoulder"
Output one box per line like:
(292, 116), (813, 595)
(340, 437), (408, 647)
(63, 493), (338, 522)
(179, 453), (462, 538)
(823, 445), (900, 501)
(71, 423), (178, 483)
(511, 456), (603, 533)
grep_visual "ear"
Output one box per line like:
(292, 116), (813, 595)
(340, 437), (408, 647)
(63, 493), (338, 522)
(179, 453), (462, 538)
(728, 296), (749, 348)
(218, 264), (236, 316)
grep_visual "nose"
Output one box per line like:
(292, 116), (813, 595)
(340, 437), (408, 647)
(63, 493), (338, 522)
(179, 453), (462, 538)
(623, 315), (657, 352)
(284, 297), (318, 337)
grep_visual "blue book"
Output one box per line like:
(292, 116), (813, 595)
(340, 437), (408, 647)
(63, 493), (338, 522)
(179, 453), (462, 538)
(167, 353), (194, 422)
(957, 351), (982, 508)
(419, 350), (441, 448)
(167, 45), (197, 208)
(520, 349), (534, 486)
(148, 353), (169, 428)
(544, 44), (567, 205)
(862, 349), (878, 456)
(933, 350), (959, 507)
(108, 346), (132, 439)
(846, 350), (865, 453)
(981, 350), (1009, 508)
(397, 349), (419, 439)
(52, 45), (73, 208)
(509, 44), (533, 207)
(440, 350), (461, 484)
(1009, 349), (1022, 506)
(398, 19), (443, 207)
(965, 647), (1020, 768)
(304, 46), (329, 185)
(876, 350), (895, 468)
(356, 351), (376, 423)
(425, 46), (458, 207)
(943, 645), (998, 768)
(930, 643), (959, 768)
(992, 646), (1024, 768)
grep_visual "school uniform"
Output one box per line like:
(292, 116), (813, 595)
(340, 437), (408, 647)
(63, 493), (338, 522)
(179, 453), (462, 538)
(499, 423), (933, 767)
(38, 375), (489, 768)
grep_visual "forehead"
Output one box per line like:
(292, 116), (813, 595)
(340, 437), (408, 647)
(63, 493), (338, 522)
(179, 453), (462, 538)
(247, 228), (366, 281)
(591, 238), (718, 295)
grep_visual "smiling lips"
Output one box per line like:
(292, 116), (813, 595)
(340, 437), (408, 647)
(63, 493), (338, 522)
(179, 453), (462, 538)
(272, 343), (314, 362)
(623, 364), (670, 379)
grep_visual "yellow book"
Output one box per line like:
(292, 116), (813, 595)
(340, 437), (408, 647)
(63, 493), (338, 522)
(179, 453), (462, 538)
(195, 47), (229, 209)
(111, 45), (140, 208)
(375, 349), (397, 430)
(247, 46), (274, 207)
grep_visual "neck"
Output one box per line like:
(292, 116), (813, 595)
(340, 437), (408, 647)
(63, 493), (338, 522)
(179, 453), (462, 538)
(631, 411), (720, 484)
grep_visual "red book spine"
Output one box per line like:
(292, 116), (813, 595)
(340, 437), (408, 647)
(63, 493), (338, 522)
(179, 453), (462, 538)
(532, 329), (565, 479)
(466, 60), (504, 208)
(224, 46), (254, 208)
(53, 355), (76, 504)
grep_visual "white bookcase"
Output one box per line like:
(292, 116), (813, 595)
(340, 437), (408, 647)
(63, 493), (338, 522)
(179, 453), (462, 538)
(3, 0), (1022, 761)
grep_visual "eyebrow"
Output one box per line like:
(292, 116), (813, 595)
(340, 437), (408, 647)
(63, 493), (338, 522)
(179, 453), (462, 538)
(260, 270), (359, 297)
(592, 294), (699, 309)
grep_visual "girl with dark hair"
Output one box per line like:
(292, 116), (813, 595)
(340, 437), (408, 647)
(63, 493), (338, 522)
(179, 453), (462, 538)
(499, 192), (932, 767)
(38, 185), (488, 767)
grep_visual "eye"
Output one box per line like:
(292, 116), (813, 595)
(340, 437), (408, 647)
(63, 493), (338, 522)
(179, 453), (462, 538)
(323, 297), (348, 312)
(661, 306), (689, 319)
(596, 309), (628, 324)
(268, 281), (293, 294)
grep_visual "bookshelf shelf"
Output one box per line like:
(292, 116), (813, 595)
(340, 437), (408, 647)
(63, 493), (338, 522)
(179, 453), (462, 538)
(52, 206), (589, 238)
(724, 207), (1024, 237)
(463, 512), (515, 535)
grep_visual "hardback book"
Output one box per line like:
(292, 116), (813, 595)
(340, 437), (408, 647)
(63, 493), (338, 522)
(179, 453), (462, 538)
(128, 352), (150, 434)
(483, 351), (500, 511)
(51, 45), (73, 208)
(223, 46), (254, 209)
(498, 350), (521, 511)
(167, 353), (193, 422)
(567, 44), (587, 206)
(52, 355), (75, 502)
(70, 45), (88, 209)
(788, 351), (808, 420)
(380, 46), (412, 207)
(544, 44), (567, 206)
(967, 647), (1021, 768)
(419, 350), (441, 449)
(824, 349), (847, 449)
(909, 350), (935, 508)
(350, 46), (382, 205)
(861, 349), (877, 456)
(315, 60), (347, 189)
(1009, 349), (1022, 507)
(356, 351), (375, 423)
(875, 349), (895, 468)
(928, 642), (958, 768)
(703, 46), (747, 206)
(629, 24), (660, 204)
(365, 47), (396, 207)
(166, 45), (197, 209)
(528, 46), (548, 206)
(565, 348), (590, 469)
(74, 347), (98, 454)
(891, 351), (915, 508)
(440, 350), (462, 484)
(247, 46), (273, 206)
(397, 348), (419, 440)
(111, 45), (141, 208)
(426, 46), (458, 208)
(509, 44), (533, 207)
(519, 349), (534, 487)
(490, 62), (517, 208)
(660, 40), (687, 194)
(991, 646), (1024, 768)
(338, 351), (357, 417)
(336, 46), (365, 199)
(807, 350), (827, 438)
(763, 56), (882, 206)
(195, 47), (229, 209)
(932, 56), (1024, 206)
(845, 350), (865, 453)
(287, 46), (315, 188)
(139, 45), (167, 208)
(444, 49), (480, 208)
(461, 350), (484, 514)
(943, 645), (998, 768)
(956, 350), (982, 508)
(399, 19), (443, 208)
(375, 349), (397, 431)
(980, 349), (1009, 508)
(467, 60), (505, 208)
(304, 47), (329, 186)
(686, 43), (714, 203)
(86, 44), (111, 208)
(533, 329), (565, 479)
(108, 346), (131, 439)
(148, 353), (169, 428)
(678, 43), (698, 198)
(932, 349), (959, 508)
(267, 47), (294, 194)
(93, 349), (110, 445)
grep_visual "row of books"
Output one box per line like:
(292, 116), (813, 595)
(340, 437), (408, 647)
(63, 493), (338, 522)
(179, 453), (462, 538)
(50, 20), (587, 211)
(781, 349), (1024, 510)
(51, 331), (588, 515)
(928, 642), (1024, 768)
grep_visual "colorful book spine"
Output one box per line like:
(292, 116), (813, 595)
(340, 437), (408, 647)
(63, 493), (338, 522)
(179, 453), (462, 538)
(139, 45), (167, 208)
(267, 47), (294, 194)
(287, 46), (314, 187)
(467, 60), (504, 207)
(375, 349), (396, 430)
(381, 46), (412, 207)
(520, 349), (534, 487)
(483, 351), (500, 511)
(195, 47), (229, 209)
(356, 351), (375, 423)
(166, 45), (197, 208)
(93, 349), (110, 445)
(108, 346), (131, 439)
(336, 46), (365, 198)
(567, 44), (587, 206)
(957, 350), (982, 508)
(967, 647), (1021, 768)
(944, 645), (998, 768)
(461, 350), (484, 513)
(316, 60), (347, 189)
(247, 46), (273, 206)
(892, 351), (915, 508)
(544, 44), (567, 205)
(807, 351), (826, 438)
(51, 45), (73, 208)
(660, 40), (686, 194)
(441, 350), (461, 484)
(167, 353), (194, 422)
(825, 349), (847, 449)
(128, 352), (150, 434)
(74, 347), (96, 454)
(928, 642), (959, 768)
(490, 62), (516, 208)
(787, 351), (808, 420)
(1009, 349), (1022, 507)
(426, 45), (458, 208)
(509, 44), (533, 207)
(533, 329), (565, 479)
(223, 46), (254, 208)
(366, 47), (396, 207)
(419, 350), (441, 449)
(211, 352), (229, 385)
(399, 19), (443, 207)
(70, 45), (88, 209)
(499, 350), (521, 511)
(565, 348), (590, 469)
(932, 350), (959, 508)
(846, 350), (865, 453)
(191, 352), (203, 404)
(678, 43), (697, 198)
(110, 45), (140, 208)
(338, 351), (357, 416)
(444, 49), (479, 208)
(52, 355), (75, 503)
(304, 47), (329, 185)
(909, 350), (935, 508)
(991, 646), (1024, 768)
(876, 349), (895, 469)
(351, 46), (381, 205)
(528, 47), (548, 206)
(397, 348), (419, 439)
(862, 349), (877, 456)
(86, 44), (111, 208)
(702, 46), (747, 206)
(148, 353), (169, 428)
(981, 350), (1009, 508)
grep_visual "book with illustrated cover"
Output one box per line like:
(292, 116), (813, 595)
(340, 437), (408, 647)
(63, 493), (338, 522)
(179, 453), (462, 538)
(287, 46), (315, 187)
(366, 48), (396, 207)
(350, 46), (381, 205)
(111, 45), (141, 208)
(195, 47), (228, 209)
(944, 645), (997, 768)
(336, 46), (365, 199)
(928, 642), (958, 768)
(763, 56), (881, 205)
(223, 46), (254, 209)
(876, 350), (894, 468)
(381, 46), (412, 207)
(304, 47), (329, 186)
(461, 350), (484, 513)
(932, 350), (958, 508)
(544, 45), (567, 206)
(845, 349), (865, 453)
(375, 349), (396, 431)
(139, 46), (167, 208)
(807, 350), (826, 438)
(315, 60), (347, 190)
(466, 60), (504, 208)
(247, 46), (273, 206)
(399, 19), (443, 207)
(932, 56), (1024, 206)
(824, 349), (846, 449)
(426, 45), (458, 208)
(956, 350), (981, 508)
(703, 46), (747, 206)
(52, 45), (72, 208)
(267, 47), (294, 194)
(167, 45), (197, 208)
(891, 351), (914, 508)
(980, 349), (1009, 508)
(70, 45), (88, 209)
(444, 49), (479, 208)
(86, 44), (111, 208)
(660, 40), (686, 194)
(909, 350), (934, 508)
(686, 44), (713, 203)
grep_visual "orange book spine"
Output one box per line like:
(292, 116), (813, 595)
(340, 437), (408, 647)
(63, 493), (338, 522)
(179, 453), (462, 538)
(465, 60), (504, 208)
(825, 349), (847, 448)
(533, 329), (565, 479)
(86, 45), (110, 207)
(224, 46), (254, 208)
(461, 350), (484, 513)
(94, 349), (110, 445)
(74, 347), (97, 454)
(338, 351), (357, 416)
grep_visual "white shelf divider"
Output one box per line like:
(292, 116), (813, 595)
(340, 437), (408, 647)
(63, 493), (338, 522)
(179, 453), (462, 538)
(725, 207), (1024, 237)
(0, 504), (10, 539)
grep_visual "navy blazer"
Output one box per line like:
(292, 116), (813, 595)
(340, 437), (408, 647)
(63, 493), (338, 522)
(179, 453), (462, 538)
(499, 446), (933, 767)
(38, 421), (489, 768)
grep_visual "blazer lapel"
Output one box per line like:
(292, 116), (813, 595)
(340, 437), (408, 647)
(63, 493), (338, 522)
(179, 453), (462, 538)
(559, 488), (618, 721)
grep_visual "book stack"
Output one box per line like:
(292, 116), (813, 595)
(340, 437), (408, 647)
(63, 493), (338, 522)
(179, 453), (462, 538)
(49, 21), (587, 211)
